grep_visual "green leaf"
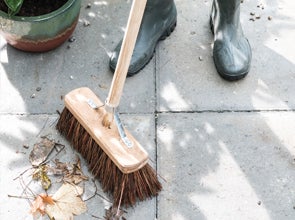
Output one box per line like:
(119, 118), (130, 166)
(4, 0), (24, 15)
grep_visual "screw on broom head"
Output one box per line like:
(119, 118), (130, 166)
(56, 87), (162, 206)
(102, 110), (113, 129)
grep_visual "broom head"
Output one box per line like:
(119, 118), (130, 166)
(61, 87), (149, 173)
(56, 87), (161, 206)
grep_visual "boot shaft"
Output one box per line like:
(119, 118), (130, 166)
(146, 0), (175, 11)
(213, 0), (241, 24)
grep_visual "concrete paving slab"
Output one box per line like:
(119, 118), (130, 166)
(0, 0), (155, 115)
(157, 112), (295, 220)
(157, 0), (295, 112)
(0, 114), (157, 220)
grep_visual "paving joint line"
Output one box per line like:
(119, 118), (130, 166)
(0, 112), (59, 116)
(1, 109), (295, 116)
(117, 109), (295, 114)
(155, 109), (295, 114)
(154, 46), (160, 219)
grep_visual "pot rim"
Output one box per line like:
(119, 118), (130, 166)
(0, 0), (79, 22)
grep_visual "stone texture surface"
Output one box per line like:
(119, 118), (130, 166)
(1, 0), (295, 219)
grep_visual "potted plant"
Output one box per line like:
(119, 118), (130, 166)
(0, 0), (81, 52)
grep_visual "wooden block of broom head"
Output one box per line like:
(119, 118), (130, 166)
(63, 87), (149, 174)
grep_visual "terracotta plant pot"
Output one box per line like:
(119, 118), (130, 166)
(0, 0), (81, 52)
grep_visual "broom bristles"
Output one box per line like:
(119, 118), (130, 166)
(56, 107), (162, 207)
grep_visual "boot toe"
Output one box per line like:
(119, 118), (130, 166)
(109, 42), (153, 76)
(213, 38), (251, 81)
(109, 47), (119, 72)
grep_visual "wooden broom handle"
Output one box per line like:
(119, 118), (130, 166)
(105, 0), (147, 108)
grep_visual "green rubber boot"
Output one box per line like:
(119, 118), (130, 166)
(210, 0), (252, 81)
(109, 0), (177, 76)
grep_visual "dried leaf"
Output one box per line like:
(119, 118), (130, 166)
(47, 157), (88, 184)
(47, 159), (70, 176)
(32, 165), (51, 190)
(63, 172), (89, 185)
(45, 183), (87, 220)
(29, 137), (56, 166)
(63, 156), (89, 184)
(40, 194), (54, 205)
(30, 194), (54, 217)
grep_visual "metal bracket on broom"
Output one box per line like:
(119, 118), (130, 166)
(87, 98), (133, 148)
(114, 112), (133, 148)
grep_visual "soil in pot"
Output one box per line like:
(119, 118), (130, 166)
(0, 0), (68, 16)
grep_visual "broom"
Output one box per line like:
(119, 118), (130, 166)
(56, 0), (162, 207)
